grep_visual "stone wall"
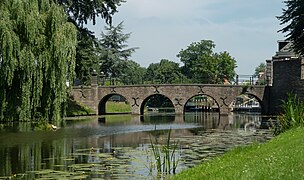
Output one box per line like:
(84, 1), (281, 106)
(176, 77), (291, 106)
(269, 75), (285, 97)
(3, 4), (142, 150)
(269, 58), (304, 114)
(71, 86), (98, 114)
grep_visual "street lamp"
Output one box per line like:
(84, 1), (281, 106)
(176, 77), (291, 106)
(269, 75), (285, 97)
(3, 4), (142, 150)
(99, 72), (105, 86)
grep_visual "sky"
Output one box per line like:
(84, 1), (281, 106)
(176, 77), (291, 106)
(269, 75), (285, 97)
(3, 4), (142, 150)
(87, 0), (286, 75)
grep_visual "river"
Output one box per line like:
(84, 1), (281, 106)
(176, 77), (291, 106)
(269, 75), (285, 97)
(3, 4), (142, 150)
(0, 112), (274, 179)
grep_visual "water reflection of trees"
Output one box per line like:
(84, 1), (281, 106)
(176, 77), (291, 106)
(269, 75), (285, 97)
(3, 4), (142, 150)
(0, 122), (36, 132)
(0, 139), (74, 178)
(140, 114), (175, 123)
(0, 136), (139, 179)
(0, 113), (267, 178)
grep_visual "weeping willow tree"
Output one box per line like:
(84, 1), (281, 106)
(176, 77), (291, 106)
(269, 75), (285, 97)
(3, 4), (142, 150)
(0, 0), (77, 123)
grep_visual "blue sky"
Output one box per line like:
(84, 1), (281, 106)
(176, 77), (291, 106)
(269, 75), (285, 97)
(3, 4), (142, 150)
(88, 0), (286, 75)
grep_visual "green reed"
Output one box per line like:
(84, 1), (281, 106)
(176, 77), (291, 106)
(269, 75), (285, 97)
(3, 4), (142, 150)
(149, 128), (180, 176)
(277, 93), (304, 134)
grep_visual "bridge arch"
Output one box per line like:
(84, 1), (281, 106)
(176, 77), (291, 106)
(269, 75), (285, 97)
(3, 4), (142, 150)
(235, 92), (264, 113)
(98, 93), (130, 115)
(184, 94), (220, 113)
(140, 94), (175, 115)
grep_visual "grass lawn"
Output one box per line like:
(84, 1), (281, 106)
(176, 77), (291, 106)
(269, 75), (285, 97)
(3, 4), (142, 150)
(173, 128), (304, 180)
(106, 101), (131, 113)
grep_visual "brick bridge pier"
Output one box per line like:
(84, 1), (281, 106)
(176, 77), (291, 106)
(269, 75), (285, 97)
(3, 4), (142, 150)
(72, 83), (269, 116)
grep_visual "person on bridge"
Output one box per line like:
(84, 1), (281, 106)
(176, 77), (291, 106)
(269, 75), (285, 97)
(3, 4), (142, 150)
(224, 78), (230, 85)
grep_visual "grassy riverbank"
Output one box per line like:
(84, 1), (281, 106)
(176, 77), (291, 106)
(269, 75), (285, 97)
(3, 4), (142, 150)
(66, 99), (95, 116)
(173, 127), (304, 180)
(66, 100), (131, 116)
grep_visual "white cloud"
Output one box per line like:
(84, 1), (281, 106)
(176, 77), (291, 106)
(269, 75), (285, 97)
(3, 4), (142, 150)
(117, 0), (222, 19)
(89, 0), (286, 74)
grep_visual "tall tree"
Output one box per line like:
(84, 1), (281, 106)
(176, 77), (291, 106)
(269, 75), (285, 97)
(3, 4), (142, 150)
(145, 63), (159, 84)
(52, 0), (124, 85)
(156, 59), (183, 84)
(145, 59), (184, 84)
(98, 22), (137, 84)
(75, 33), (99, 85)
(120, 60), (146, 85)
(190, 54), (222, 84)
(278, 0), (304, 55)
(177, 40), (215, 80)
(177, 40), (236, 84)
(216, 51), (237, 83)
(0, 0), (77, 122)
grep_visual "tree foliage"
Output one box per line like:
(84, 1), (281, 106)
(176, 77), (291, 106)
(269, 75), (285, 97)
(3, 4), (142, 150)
(52, 0), (124, 85)
(215, 52), (237, 83)
(145, 59), (183, 84)
(0, 0), (77, 122)
(56, 0), (124, 26)
(278, 0), (304, 55)
(145, 63), (159, 83)
(177, 40), (236, 84)
(120, 60), (146, 85)
(254, 62), (266, 85)
(75, 33), (98, 85)
(254, 63), (266, 76)
(178, 40), (214, 80)
(145, 94), (174, 108)
(98, 22), (137, 82)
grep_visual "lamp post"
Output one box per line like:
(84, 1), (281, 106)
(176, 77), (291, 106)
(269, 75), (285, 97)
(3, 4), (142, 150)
(99, 72), (105, 86)
(91, 69), (98, 86)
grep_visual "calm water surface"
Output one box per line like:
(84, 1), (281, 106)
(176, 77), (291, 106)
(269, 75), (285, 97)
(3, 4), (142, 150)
(0, 113), (273, 179)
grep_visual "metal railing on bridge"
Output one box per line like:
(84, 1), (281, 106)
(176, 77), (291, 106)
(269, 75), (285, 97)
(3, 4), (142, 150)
(234, 75), (261, 85)
(73, 74), (265, 86)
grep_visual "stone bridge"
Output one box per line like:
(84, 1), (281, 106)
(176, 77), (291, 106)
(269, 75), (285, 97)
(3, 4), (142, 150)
(72, 84), (269, 116)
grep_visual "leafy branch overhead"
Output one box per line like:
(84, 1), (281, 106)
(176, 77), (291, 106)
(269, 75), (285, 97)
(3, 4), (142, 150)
(56, 0), (124, 26)
(278, 0), (304, 55)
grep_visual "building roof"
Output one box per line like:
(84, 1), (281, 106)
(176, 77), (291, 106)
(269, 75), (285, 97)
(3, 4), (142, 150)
(273, 41), (298, 60)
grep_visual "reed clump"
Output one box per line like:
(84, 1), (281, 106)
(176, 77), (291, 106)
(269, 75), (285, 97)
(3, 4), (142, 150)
(149, 128), (180, 177)
(276, 93), (304, 134)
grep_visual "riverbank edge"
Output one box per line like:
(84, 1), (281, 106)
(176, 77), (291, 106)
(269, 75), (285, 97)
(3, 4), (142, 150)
(66, 99), (96, 116)
(66, 100), (131, 117)
(173, 127), (304, 179)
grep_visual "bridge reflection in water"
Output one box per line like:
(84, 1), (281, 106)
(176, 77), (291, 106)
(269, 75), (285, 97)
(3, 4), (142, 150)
(97, 112), (264, 131)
